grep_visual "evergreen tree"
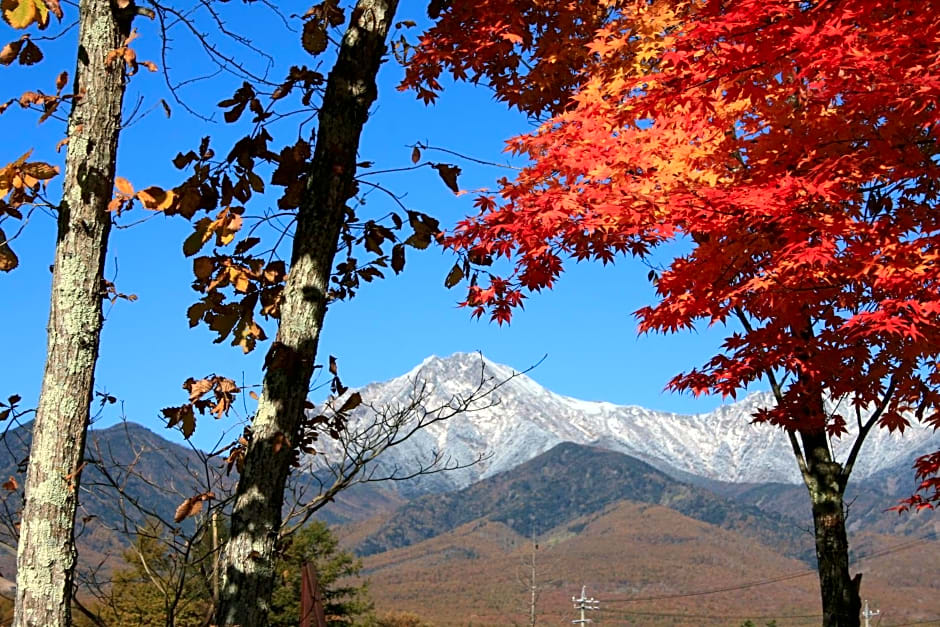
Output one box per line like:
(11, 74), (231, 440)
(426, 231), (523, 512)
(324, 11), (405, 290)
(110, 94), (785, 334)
(77, 519), (373, 626)
(269, 521), (375, 627)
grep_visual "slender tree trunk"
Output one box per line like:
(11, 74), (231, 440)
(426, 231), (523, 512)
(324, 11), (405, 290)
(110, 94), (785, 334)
(215, 1), (399, 624)
(14, 1), (129, 625)
(799, 429), (861, 627)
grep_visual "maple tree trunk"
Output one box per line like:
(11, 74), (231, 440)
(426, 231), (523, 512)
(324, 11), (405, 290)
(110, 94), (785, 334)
(13, 2), (129, 625)
(800, 429), (862, 627)
(215, 1), (399, 624)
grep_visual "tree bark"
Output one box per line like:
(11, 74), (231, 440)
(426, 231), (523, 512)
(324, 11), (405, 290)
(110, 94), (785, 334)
(215, 1), (399, 624)
(14, 1), (129, 625)
(799, 428), (862, 627)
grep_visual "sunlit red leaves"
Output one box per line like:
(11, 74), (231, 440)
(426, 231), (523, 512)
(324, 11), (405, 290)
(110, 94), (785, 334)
(162, 375), (240, 439)
(893, 451), (940, 513)
(402, 0), (614, 117)
(422, 0), (940, 439)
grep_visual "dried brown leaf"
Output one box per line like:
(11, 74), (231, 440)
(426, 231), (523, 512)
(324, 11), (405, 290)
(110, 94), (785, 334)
(0, 227), (18, 272)
(174, 496), (202, 523)
(18, 38), (42, 64)
(0, 39), (22, 65)
(432, 163), (461, 193)
(114, 176), (133, 196)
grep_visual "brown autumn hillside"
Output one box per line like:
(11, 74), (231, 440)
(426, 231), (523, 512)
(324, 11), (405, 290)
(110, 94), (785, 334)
(354, 501), (940, 626)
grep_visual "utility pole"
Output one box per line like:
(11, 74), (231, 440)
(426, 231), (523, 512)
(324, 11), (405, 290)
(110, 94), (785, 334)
(862, 600), (880, 627)
(528, 539), (537, 627)
(572, 586), (599, 625)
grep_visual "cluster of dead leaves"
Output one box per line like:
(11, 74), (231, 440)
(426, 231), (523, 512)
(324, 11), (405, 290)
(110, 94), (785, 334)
(0, 393), (21, 422)
(301, 0), (345, 57)
(0, 0), (60, 80)
(287, 356), (363, 469)
(0, 151), (58, 271)
(330, 207), (441, 302)
(162, 375), (240, 439)
(100, 278), (138, 305)
(0, 70), (74, 131)
(187, 247), (287, 354)
(105, 29), (157, 76)
(147, 64), (449, 356)
(0, 34), (42, 66)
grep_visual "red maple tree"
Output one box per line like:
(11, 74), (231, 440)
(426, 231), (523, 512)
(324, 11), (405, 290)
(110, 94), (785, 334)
(408, 1), (940, 625)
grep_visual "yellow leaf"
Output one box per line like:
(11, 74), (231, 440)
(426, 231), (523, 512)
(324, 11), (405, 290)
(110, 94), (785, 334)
(214, 210), (243, 246)
(137, 186), (175, 211)
(115, 176), (133, 196)
(229, 267), (251, 293)
(2, 0), (37, 30)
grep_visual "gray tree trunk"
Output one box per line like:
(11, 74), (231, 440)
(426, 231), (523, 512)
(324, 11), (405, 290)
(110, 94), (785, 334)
(215, 1), (399, 624)
(800, 428), (862, 627)
(14, 1), (129, 624)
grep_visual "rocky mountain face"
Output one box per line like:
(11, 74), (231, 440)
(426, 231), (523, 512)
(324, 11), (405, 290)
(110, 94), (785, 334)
(344, 442), (814, 562)
(320, 352), (939, 492)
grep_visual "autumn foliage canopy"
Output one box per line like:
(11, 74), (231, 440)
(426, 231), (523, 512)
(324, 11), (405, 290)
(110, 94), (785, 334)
(407, 0), (940, 495)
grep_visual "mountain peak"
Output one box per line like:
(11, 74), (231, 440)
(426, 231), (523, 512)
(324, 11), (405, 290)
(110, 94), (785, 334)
(342, 353), (940, 489)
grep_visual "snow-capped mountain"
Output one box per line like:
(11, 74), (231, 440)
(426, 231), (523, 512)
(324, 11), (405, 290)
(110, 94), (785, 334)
(318, 352), (940, 491)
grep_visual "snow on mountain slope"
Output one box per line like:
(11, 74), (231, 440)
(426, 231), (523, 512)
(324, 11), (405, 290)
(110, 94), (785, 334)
(316, 352), (940, 491)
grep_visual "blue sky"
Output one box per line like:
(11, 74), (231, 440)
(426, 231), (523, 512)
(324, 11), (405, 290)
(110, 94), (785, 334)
(2, 2), (741, 451)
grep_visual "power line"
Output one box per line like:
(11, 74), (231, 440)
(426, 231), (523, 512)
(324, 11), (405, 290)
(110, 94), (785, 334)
(602, 530), (938, 604)
(596, 607), (822, 621)
(602, 569), (814, 603)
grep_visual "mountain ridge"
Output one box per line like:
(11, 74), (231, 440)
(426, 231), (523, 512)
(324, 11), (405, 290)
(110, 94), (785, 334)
(342, 441), (816, 562)
(320, 352), (939, 491)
